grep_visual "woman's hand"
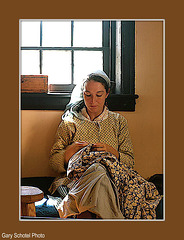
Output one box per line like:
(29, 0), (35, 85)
(91, 143), (119, 159)
(64, 141), (89, 166)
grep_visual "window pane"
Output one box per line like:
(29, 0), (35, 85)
(21, 21), (40, 46)
(21, 50), (40, 75)
(42, 21), (71, 47)
(73, 21), (102, 47)
(74, 51), (103, 84)
(42, 51), (71, 84)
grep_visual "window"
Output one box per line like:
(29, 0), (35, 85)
(20, 20), (138, 111)
(21, 20), (108, 90)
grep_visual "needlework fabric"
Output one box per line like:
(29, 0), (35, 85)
(67, 144), (161, 219)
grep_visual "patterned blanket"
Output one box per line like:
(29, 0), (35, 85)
(67, 144), (162, 219)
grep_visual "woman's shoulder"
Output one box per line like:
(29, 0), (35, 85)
(62, 111), (79, 122)
(108, 110), (127, 122)
(58, 112), (78, 129)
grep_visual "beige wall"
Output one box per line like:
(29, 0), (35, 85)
(21, 21), (163, 179)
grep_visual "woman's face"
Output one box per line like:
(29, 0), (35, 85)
(83, 80), (109, 117)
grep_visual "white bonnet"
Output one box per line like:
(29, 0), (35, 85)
(88, 70), (111, 88)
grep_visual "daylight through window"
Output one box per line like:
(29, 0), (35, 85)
(20, 20), (105, 88)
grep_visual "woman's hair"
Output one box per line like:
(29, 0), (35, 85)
(83, 74), (110, 93)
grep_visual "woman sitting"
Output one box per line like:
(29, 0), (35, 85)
(49, 70), (161, 219)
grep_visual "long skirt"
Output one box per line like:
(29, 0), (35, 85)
(58, 163), (124, 219)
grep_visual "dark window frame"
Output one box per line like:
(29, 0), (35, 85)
(21, 20), (139, 111)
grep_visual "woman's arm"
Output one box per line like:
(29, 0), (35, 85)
(50, 119), (89, 172)
(64, 141), (89, 166)
(118, 116), (135, 169)
(49, 120), (74, 173)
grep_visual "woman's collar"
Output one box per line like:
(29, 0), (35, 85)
(81, 106), (109, 122)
